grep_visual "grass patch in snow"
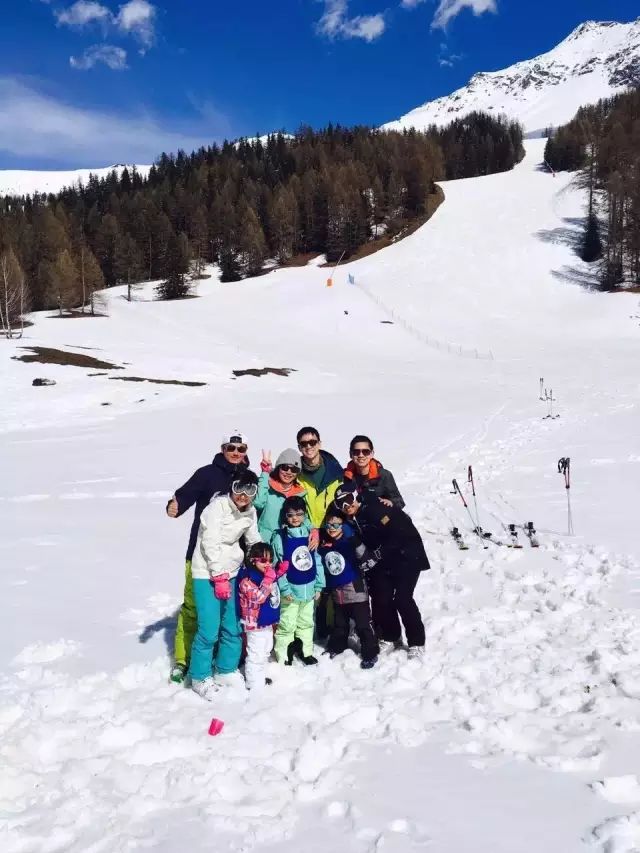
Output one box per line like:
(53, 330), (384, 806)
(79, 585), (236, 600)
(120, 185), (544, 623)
(13, 347), (122, 370)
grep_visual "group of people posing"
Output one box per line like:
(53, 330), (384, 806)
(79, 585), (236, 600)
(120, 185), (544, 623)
(166, 426), (430, 701)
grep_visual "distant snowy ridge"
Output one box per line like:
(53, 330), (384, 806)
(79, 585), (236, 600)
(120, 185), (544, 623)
(383, 18), (640, 135)
(0, 163), (152, 199)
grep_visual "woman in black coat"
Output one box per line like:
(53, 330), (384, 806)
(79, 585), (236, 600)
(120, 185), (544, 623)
(333, 484), (429, 660)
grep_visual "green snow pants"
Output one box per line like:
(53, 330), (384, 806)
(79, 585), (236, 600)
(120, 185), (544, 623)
(174, 560), (196, 667)
(274, 598), (316, 661)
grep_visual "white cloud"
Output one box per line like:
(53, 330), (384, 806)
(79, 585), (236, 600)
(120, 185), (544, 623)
(70, 44), (128, 70)
(317, 0), (385, 43)
(0, 77), (232, 168)
(56, 1), (112, 28)
(432, 0), (497, 30)
(116, 0), (156, 50)
(400, 0), (427, 8)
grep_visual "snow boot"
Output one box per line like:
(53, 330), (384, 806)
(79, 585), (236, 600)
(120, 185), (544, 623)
(360, 656), (378, 670)
(285, 638), (303, 666)
(407, 646), (425, 661)
(301, 655), (318, 666)
(191, 677), (218, 702)
(169, 663), (187, 684)
(213, 671), (244, 689)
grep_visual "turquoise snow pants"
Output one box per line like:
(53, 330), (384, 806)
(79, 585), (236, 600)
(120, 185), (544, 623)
(188, 577), (242, 681)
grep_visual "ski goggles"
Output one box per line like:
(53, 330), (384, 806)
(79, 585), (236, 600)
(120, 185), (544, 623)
(225, 443), (247, 454)
(231, 481), (257, 498)
(326, 522), (343, 529)
(334, 490), (358, 509)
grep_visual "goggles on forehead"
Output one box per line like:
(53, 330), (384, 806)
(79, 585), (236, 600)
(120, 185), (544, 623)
(231, 481), (258, 498)
(334, 489), (358, 508)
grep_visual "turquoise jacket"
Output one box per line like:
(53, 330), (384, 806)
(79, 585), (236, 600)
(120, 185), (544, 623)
(254, 471), (307, 543)
(271, 521), (325, 602)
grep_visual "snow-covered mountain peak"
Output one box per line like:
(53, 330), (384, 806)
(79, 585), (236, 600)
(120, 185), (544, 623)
(383, 17), (640, 135)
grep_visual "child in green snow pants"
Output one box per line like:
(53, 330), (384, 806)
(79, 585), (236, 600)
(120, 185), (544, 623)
(188, 577), (242, 681)
(174, 560), (196, 668)
(274, 598), (316, 660)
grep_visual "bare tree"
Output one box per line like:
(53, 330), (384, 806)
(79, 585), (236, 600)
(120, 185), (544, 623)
(0, 247), (29, 339)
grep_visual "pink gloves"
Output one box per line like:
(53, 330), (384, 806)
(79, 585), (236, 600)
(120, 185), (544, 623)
(262, 563), (276, 584)
(212, 573), (232, 600)
(276, 560), (289, 578)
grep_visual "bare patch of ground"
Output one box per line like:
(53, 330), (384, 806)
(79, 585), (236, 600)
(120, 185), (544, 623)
(12, 347), (122, 370)
(232, 367), (296, 378)
(109, 376), (206, 387)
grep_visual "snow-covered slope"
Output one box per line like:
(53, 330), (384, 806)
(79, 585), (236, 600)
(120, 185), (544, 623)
(0, 163), (152, 198)
(383, 18), (640, 134)
(2, 142), (640, 853)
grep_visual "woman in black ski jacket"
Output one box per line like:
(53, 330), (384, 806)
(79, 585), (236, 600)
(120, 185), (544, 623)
(343, 435), (405, 509)
(333, 484), (429, 660)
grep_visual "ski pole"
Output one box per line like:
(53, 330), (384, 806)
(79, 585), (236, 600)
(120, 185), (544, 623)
(451, 479), (479, 531)
(557, 457), (574, 535)
(467, 465), (481, 530)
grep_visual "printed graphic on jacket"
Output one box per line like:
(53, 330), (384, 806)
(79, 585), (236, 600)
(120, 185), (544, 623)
(318, 536), (360, 590)
(283, 534), (317, 585)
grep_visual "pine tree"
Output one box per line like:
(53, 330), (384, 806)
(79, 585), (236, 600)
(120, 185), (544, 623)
(156, 231), (191, 299)
(94, 214), (121, 288)
(48, 250), (80, 315)
(269, 186), (298, 263)
(77, 245), (105, 313)
(115, 234), (144, 301)
(237, 205), (267, 277)
(581, 212), (602, 263)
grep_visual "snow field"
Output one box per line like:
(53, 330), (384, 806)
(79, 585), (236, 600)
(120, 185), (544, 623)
(2, 139), (640, 852)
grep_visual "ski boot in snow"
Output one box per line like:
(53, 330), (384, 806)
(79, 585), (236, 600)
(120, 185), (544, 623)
(407, 646), (425, 661)
(191, 677), (218, 702)
(360, 656), (378, 670)
(213, 671), (245, 689)
(169, 663), (187, 684)
(285, 638), (303, 666)
(301, 654), (318, 666)
(378, 639), (403, 653)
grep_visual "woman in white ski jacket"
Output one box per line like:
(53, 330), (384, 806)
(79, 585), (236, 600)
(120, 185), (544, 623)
(188, 470), (262, 700)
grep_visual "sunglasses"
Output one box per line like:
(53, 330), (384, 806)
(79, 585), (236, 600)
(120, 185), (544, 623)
(351, 448), (372, 457)
(253, 556), (272, 564)
(231, 482), (257, 498)
(279, 464), (299, 473)
(286, 509), (305, 517)
(225, 444), (247, 454)
(326, 522), (343, 529)
(298, 439), (319, 449)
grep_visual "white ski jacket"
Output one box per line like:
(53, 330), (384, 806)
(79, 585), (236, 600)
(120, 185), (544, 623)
(191, 494), (261, 581)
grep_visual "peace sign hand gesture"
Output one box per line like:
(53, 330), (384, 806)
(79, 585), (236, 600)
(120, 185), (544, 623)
(261, 449), (273, 473)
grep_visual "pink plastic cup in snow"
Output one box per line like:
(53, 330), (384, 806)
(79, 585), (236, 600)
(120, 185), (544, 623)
(208, 718), (224, 736)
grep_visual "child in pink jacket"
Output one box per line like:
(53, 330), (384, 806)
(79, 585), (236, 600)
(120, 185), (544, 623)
(237, 543), (287, 690)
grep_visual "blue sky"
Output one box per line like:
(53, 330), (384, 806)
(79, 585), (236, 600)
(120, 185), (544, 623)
(0, 0), (637, 169)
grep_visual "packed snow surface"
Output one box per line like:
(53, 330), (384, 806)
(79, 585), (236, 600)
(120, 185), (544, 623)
(0, 163), (151, 198)
(2, 140), (640, 853)
(383, 18), (640, 134)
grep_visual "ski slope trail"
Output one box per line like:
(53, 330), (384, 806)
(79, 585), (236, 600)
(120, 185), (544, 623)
(2, 140), (640, 853)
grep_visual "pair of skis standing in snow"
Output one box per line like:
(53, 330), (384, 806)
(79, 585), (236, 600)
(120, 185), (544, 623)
(166, 427), (431, 701)
(449, 466), (540, 551)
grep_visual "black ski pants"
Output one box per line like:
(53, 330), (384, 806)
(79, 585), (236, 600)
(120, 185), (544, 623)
(328, 600), (380, 662)
(368, 562), (425, 647)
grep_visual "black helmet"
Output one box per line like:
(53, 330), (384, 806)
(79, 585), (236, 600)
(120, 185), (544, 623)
(333, 484), (359, 511)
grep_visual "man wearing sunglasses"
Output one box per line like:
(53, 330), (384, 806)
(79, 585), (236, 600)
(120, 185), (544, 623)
(344, 434), (405, 509)
(333, 484), (429, 661)
(165, 431), (250, 682)
(296, 426), (344, 529)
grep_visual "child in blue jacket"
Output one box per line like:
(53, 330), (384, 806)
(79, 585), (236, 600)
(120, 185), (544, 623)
(271, 496), (325, 665)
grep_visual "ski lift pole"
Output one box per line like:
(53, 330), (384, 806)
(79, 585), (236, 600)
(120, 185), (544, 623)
(557, 457), (574, 535)
(467, 465), (481, 529)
